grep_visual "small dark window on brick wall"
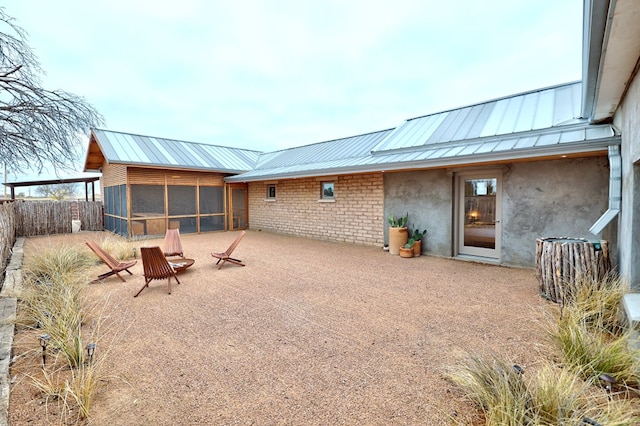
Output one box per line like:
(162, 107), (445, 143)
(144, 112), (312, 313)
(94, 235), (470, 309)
(267, 184), (276, 199)
(321, 182), (334, 199)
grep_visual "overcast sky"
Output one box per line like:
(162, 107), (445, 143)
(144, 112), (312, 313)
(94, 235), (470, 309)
(4, 0), (583, 181)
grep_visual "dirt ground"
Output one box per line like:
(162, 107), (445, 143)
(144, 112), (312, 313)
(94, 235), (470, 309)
(9, 230), (556, 425)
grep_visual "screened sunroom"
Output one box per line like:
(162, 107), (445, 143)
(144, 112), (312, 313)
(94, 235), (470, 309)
(84, 128), (258, 238)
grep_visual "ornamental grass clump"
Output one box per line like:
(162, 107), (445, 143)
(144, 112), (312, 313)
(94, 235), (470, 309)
(98, 233), (138, 261)
(27, 343), (108, 422)
(550, 274), (640, 391)
(15, 240), (118, 421)
(20, 271), (88, 367)
(24, 243), (94, 285)
(448, 355), (640, 425)
(562, 272), (628, 335)
(447, 354), (529, 425)
(526, 363), (589, 424)
(65, 348), (104, 419)
(550, 309), (640, 392)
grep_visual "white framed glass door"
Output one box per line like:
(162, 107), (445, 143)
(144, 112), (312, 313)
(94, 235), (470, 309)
(457, 173), (502, 259)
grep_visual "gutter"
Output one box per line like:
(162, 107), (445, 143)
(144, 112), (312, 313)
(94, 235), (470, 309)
(589, 145), (621, 234)
(581, 0), (613, 120)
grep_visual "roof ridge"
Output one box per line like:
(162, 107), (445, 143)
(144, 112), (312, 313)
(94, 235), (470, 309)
(405, 80), (582, 123)
(260, 128), (395, 155)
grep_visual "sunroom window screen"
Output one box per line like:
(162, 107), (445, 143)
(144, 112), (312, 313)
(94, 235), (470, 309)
(131, 185), (165, 215)
(168, 185), (196, 215)
(199, 186), (224, 214)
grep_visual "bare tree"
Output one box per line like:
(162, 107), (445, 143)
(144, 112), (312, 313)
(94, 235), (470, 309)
(0, 8), (103, 175)
(36, 183), (78, 200)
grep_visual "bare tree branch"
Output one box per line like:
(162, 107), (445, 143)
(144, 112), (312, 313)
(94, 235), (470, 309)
(0, 7), (104, 175)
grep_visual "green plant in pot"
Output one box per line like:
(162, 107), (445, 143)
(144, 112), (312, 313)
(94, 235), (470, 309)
(400, 238), (415, 258)
(409, 227), (427, 256)
(388, 213), (409, 255)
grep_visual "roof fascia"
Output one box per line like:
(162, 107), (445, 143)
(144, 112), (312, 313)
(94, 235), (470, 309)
(82, 129), (101, 172)
(226, 137), (620, 182)
(581, 0), (613, 120)
(108, 160), (248, 175)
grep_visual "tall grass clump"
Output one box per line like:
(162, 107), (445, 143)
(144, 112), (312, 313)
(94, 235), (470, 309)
(562, 272), (628, 334)
(448, 354), (640, 425)
(15, 239), (120, 421)
(98, 233), (137, 261)
(549, 274), (640, 390)
(65, 353), (104, 418)
(27, 338), (109, 422)
(25, 243), (94, 284)
(551, 312), (640, 389)
(21, 247), (90, 367)
(526, 363), (589, 423)
(447, 354), (529, 425)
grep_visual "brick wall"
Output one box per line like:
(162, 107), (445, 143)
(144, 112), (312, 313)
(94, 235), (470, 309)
(248, 173), (384, 246)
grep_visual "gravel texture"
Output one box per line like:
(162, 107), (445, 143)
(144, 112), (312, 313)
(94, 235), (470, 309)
(10, 230), (553, 425)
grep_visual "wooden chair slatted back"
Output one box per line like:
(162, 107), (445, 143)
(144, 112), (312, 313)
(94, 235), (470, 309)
(86, 241), (119, 269)
(163, 229), (184, 257)
(141, 246), (177, 280)
(224, 231), (246, 256)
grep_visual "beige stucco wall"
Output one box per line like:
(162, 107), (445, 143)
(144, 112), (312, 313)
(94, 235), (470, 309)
(248, 173), (384, 246)
(614, 69), (640, 289)
(384, 157), (611, 268)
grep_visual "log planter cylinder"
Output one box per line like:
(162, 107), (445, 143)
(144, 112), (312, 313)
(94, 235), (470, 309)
(388, 227), (408, 255)
(535, 237), (611, 304)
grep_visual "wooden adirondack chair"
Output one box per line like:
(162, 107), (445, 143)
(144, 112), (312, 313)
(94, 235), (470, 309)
(211, 231), (246, 270)
(163, 228), (184, 258)
(86, 241), (137, 282)
(135, 246), (181, 297)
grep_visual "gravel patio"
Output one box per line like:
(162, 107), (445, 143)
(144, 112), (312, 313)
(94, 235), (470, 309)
(12, 230), (553, 425)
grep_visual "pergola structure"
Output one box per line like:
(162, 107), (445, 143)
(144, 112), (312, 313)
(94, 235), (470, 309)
(2, 175), (100, 201)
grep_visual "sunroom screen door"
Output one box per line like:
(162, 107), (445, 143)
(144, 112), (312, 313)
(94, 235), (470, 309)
(458, 174), (501, 259)
(228, 184), (248, 230)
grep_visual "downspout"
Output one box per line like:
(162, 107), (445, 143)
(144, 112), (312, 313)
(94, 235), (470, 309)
(589, 145), (621, 235)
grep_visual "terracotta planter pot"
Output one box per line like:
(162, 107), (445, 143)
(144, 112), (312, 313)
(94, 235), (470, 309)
(388, 227), (408, 255)
(399, 246), (414, 258)
(413, 240), (422, 257)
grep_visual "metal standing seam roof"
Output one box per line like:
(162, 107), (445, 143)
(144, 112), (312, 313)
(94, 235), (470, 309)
(370, 81), (584, 153)
(227, 81), (620, 182)
(91, 128), (262, 173)
(252, 129), (393, 170)
(88, 82), (620, 183)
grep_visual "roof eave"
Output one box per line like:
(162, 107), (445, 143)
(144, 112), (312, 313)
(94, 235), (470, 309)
(108, 161), (250, 175)
(226, 137), (620, 182)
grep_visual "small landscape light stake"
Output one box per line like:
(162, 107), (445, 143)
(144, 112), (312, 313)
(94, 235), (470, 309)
(133, 247), (137, 259)
(582, 416), (603, 426)
(599, 373), (616, 400)
(39, 334), (51, 367)
(86, 343), (96, 364)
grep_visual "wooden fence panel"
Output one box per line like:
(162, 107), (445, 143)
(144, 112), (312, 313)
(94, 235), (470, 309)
(13, 200), (103, 237)
(78, 201), (104, 231)
(0, 203), (17, 272)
